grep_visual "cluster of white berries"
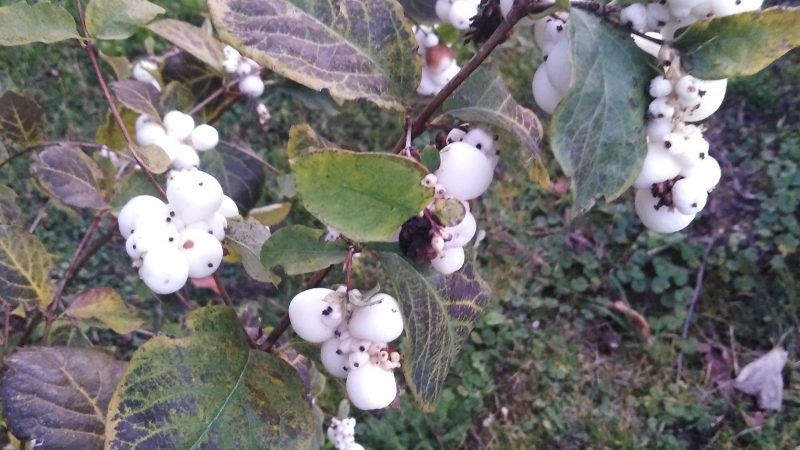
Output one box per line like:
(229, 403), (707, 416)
(435, 0), (481, 30)
(288, 287), (403, 410)
(135, 111), (219, 171)
(621, 0), (763, 42)
(117, 170), (239, 294)
(417, 126), (496, 275)
(222, 45), (265, 98)
(414, 26), (460, 96)
(531, 15), (572, 114)
(326, 417), (365, 450)
(633, 68), (724, 232)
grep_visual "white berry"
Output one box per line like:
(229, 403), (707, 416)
(672, 177), (709, 214)
(166, 169), (224, 225)
(135, 122), (167, 147)
(445, 211), (477, 248)
(348, 293), (404, 343)
(320, 338), (349, 378)
(217, 195), (239, 218)
(649, 76), (673, 98)
(163, 111), (195, 141)
(190, 124), (219, 151)
(532, 65), (563, 115)
(118, 195), (169, 239)
(633, 145), (681, 190)
(544, 38), (573, 95)
(634, 189), (696, 234)
(620, 4), (647, 30)
(448, 0), (477, 30)
(435, 142), (494, 201)
(139, 246), (190, 294)
(239, 75), (265, 98)
(288, 288), (338, 343)
(431, 246), (466, 275)
(346, 363), (397, 410)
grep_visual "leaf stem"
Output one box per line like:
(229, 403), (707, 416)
(213, 272), (233, 307)
(392, 0), (549, 153)
(42, 212), (107, 344)
(74, 0), (166, 199)
(187, 77), (242, 117)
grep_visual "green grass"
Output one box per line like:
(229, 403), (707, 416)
(1, 6), (799, 450)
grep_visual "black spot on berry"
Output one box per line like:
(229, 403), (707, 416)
(657, 20), (666, 26)
(556, 25), (563, 32)
(132, 244), (137, 249)
(699, 153), (706, 159)
(170, 211), (176, 217)
(691, 202), (698, 207)
(166, 217), (172, 222)
(207, 263), (213, 268)
(698, 90), (707, 97)
(354, 363), (360, 367)
(476, 143), (482, 150)
(343, 366), (349, 371)
(169, 237), (174, 242)
(334, 330), (341, 336)
(198, 182), (204, 186)
(336, 349), (342, 355)
(322, 306), (333, 316)
(543, 54), (549, 62)
(665, 141), (672, 149)
(359, 345), (366, 352)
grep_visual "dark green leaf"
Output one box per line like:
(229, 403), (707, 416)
(397, 0), (438, 23)
(201, 141), (266, 212)
(110, 80), (162, 119)
(225, 216), (280, 284)
(261, 225), (348, 275)
(0, 90), (44, 147)
(161, 51), (223, 115)
(0, 347), (127, 450)
(208, 0), (420, 110)
(85, 0), (165, 40)
(0, 1), (79, 46)
(0, 225), (52, 311)
(95, 108), (138, 151)
(378, 253), (489, 410)
(105, 306), (317, 449)
(147, 19), (225, 72)
(550, 10), (650, 213)
(32, 144), (109, 211)
(675, 7), (800, 79)
(292, 149), (434, 242)
(441, 66), (542, 159)
(420, 145), (440, 172)
(65, 287), (144, 334)
(432, 197), (466, 227)
(274, 82), (340, 117)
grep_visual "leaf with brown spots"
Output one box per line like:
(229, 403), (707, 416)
(0, 90), (44, 147)
(208, 0), (420, 110)
(32, 144), (109, 211)
(105, 306), (316, 449)
(0, 346), (127, 450)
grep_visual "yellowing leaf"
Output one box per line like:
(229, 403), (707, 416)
(32, 144), (109, 211)
(66, 287), (144, 334)
(148, 19), (225, 72)
(0, 90), (44, 147)
(0, 226), (53, 311)
(0, 1), (79, 46)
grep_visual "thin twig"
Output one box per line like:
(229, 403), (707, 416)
(74, 0), (166, 199)
(344, 246), (356, 292)
(187, 78), (241, 116)
(675, 236), (718, 379)
(3, 306), (10, 352)
(391, 0), (549, 153)
(42, 212), (106, 344)
(175, 290), (194, 310)
(213, 272), (233, 307)
(28, 200), (50, 233)
(261, 265), (333, 352)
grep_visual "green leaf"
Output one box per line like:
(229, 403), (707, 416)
(99, 51), (132, 80)
(0, 90), (44, 147)
(378, 253), (489, 409)
(432, 197), (466, 227)
(550, 10), (650, 214)
(147, 19), (225, 72)
(261, 225), (348, 276)
(208, 0), (420, 110)
(85, 0), (165, 40)
(0, 347), (127, 449)
(132, 144), (171, 174)
(161, 51), (223, 115)
(292, 149), (434, 242)
(274, 82), (340, 117)
(441, 66), (542, 159)
(105, 306), (317, 449)
(65, 287), (144, 334)
(0, 226), (52, 311)
(31, 144), (109, 211)
(420, 145), (440, 172)
(0, 1), (79, 46)
(110, 79), (162, 119)
(287, 123), (338, 161)
(249, 202), (292, 226)
(675, 7), (800, 79)
(201, 141), (266, 212)
(95, 108), (138, 151)
(225, 216), (280, 284)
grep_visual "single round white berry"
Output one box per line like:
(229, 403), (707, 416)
(217, 195), (239, 218)
(288, 288), (338, 343)
(620, 4), (647, 30)
(435, 0), (452, 21)
(633, 145), (681, 189)
(222, 57), (239, 74)
(671, 134), (710, 168)
(683, 78), (727, 122)
(462, 128), (495, 157)
(186, 212), (227, 241)
(118, 195), (169, 239)
(346, 363), (397, 410)
(153, 134), (182, 161)
(190, 124), (219, 151)
(672, 177), (709, 214)
(532, 65), (563, 115)
(634, 189), (696, 234)
(445, 211), (477, 248)
(682, 155), (721, 191)
(646, 118), (673, 143)
(675, 75), (701, 105)
(163, 111), (195, 141)
(431, 246), (466, 275)
(430, 60), (460, 87)
(239, 75), (265, 98)
(448, 0), (478, 30)
(348, 350), (370, 370)
(534, 17), (566, 50)
(446, 128), (467, 144)
(135, 122), (166, 147)
(139, 246), (189, 294)
(320, 338), (349, 378)
(170, 144), (200, 170)
(544, 38), (572, 95)
(179, 228), (223, 279)
(126, 217), (180, 258)
(417, 68), (438, 96)
(649, 76), (673, 98)
(435, 142), (494, 201)
(648, 98), (675, 120)
(646, 4), (671, 29)
(166, 169), (224, 225)
(348, 293), (404, 343)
